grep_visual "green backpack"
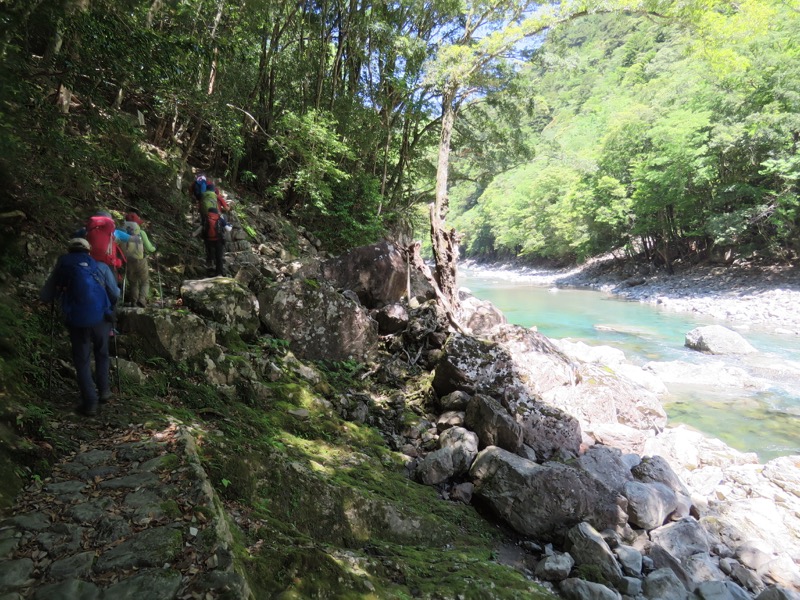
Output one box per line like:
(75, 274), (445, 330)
(123, 221), (144, 260)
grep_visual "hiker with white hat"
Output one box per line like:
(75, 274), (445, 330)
(40, 238), (120, 417)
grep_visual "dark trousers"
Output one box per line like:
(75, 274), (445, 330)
(68, 320), (112, 410)
(205, 239), (225, 276)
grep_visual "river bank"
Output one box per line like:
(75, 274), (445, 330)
(461, 256), (800, 337)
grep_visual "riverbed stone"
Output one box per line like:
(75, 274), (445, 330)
(643, 568), (690, 600)
(577, 445), (634, 494)
(560, 578), (621, 600)
(649, 518), (710, 561)
(695, 580), (752, 600)
(567, 522), (623, 584)
(535, 552), (574, 581)
(471, 447), (624, 540)
(624, 480), (678, 530)
(464, 394), (523, 454)
(614, 544), (643, 577)
(685, 325), (757, 355)
(521, 402), (581, 461)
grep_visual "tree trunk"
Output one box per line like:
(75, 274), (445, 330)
(430, 86), (460, 309)
(407, 242), (467, 334)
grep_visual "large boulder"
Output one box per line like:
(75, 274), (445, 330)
(576, 445), (634, 494)
(623, 480), (678, 530)
(486, 324), (576, 397)
(432, 326), (579, 408)
(542, 361), (667, 433)
(464, 394), (523, 454)
(458, 291), (507, 335)
(470, 446), (625, 540)
(432, 334), (520, 398)
(180, 278), (260, 339)
(258, 279), (378, 362)
(521, 403), (582, 461)
(642, 426), (759, 475)
(685, 325), (757, 355)
(318, 240), (407, 308)
(567, 522), (624, 584)
(644, 360), (768, 390)
(118, 309), (215, 362)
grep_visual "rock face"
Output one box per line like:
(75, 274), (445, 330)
(180, 278), (261, 339)
(258, 279), (378, 361)
(318, 240), (407, 308)
(470, 447), (623, 540)
(685, 325), (757, 355)
(119, 309), (216, 362)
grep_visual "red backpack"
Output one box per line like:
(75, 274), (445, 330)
(203, 211), (223, 241)
(86, 215), (124, 271)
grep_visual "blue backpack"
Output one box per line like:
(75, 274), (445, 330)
(55, 253), (112, 327)
(193, 176), (207, 200)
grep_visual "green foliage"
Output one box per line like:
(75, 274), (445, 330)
(451, 6), (800, 263)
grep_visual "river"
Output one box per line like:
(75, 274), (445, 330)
(459, 267), (800, 462)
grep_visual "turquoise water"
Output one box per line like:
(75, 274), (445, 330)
(460, 270), (800, 461)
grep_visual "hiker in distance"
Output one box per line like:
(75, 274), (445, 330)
(202, 207), (231, 277)
(40, 238), (120, 417)
(122, 211), (156, 307)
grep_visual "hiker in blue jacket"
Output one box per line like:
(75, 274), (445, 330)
(40, 238), (121, 417)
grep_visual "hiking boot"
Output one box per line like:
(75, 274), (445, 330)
(136, 300), (147, 308)
(99, 392), (113, 404)
(75, 404), (98, 417)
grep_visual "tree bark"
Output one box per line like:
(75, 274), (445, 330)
(430, 86), (460, 309)
(407, 242), (467, 334)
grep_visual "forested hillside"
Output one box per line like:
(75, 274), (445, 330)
(451, 6), (800, 267)
(3, 1), (796, 272)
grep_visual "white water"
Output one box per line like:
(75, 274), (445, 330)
(460, 267), (800, 461)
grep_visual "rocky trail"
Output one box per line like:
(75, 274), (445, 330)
(0, 408), (249, 600)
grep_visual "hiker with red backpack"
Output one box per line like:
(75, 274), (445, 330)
(121, 211), (157, 307)
(40, 238), (120, 417)
(198, 182), (230, 220)
(78, 212), (139, 283)
(203, 207), (231, 277)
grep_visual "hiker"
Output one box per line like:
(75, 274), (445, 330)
(203, 207), (231, 276)
(79, 212), (138, 283)
(40, 238), (120, 417)
(122, 211), (157, 307)
(191, 173), (207, 203)
(198, 182), (230, 220)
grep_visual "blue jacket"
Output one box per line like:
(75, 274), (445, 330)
(41, 251), (121, 305)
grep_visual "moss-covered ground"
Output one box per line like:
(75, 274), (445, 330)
(0, 275), (556, 599)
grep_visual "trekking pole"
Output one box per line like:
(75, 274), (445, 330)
(46, 300), (56, 396)
(155, 254), (164, 307)
(113, 327), (121, 393)
(121, 268), (127, 306)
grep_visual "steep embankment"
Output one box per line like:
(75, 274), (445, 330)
(0, 187), (558, 599)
